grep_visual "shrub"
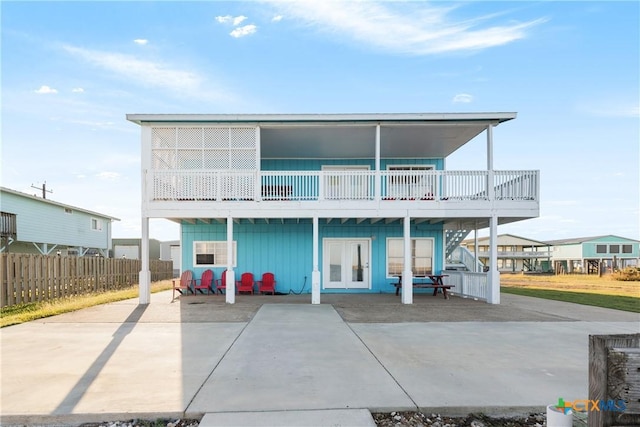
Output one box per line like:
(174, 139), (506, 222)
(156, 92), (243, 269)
(613, 267), (640, 281)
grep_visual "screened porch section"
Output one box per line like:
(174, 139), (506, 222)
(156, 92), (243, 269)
(146, 123), (539, 204)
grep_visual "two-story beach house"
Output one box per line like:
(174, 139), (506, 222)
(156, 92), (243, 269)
(127, 113), (540, 305)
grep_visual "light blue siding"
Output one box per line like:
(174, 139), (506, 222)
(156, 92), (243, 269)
(582, 236), (640, 258)
(182, 219), (444, 294)
(1, 190), (112, 249)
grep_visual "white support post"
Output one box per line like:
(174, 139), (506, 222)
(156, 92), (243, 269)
(226, 216), (235, 303)
(474, 222), (479, 273)
(139, 216), (151, 305)
(312, 216), (320, 304)
(255, 126), (261, 201)
(488, 215), (500, 304)
(375, 124), (381, 201)
(402, 216), (413, 304)
(487, 124), (495, 201)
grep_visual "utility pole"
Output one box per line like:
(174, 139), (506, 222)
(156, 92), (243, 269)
(31, 181), (53, 199)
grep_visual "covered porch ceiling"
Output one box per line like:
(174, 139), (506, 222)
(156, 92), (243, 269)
(127, 112), (516, 159)
(260, 123), (489, 159)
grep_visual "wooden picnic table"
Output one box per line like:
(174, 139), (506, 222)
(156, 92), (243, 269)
(392, 274), (451, 299)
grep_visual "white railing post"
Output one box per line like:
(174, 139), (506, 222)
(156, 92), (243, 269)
(318, 171), (325, 201)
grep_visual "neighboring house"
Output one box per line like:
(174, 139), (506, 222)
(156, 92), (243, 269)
(459, 234), (552, 273)
(159, 240), (181, 277)
(127, 112), (540, 305)
(112, 238), (162, 260)
(546, 235), (640, 274)
(0, 187), (119, 256)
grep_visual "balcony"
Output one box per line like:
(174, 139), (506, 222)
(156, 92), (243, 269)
(149, 169), (539, 203)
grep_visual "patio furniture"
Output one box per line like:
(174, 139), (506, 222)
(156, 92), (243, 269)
(392, 274), (451, 299)
(215, 270), (229, 294)
(257, 272), (276, 295)
(172, 270), (194, 299)
(236, 272), (255, 294)
(193, 269), (214, 295)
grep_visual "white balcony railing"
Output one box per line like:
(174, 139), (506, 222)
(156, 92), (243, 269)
(150, 170), (539, 203)
(445, 271), (488, 301)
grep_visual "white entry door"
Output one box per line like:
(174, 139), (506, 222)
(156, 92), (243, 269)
(323, 239), (370, 289)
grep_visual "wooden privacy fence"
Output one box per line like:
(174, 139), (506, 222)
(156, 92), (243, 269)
(0, 254), (174, 308)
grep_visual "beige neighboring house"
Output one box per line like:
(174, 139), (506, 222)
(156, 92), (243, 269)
(460, 234), (552, 273)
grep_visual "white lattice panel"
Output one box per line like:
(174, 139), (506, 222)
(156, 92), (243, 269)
(230, 128), (256, 148)
(177, 128), (203, 149)
(203, 152), (229, 169)
(152, 128), (176, 148)
(203, 128), (229, 148)
(152, 150), (176, 170)
(230, 149), (256, 169)
(177, 149), (202, 169)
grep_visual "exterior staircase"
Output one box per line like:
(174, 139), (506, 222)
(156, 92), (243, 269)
(445, 229), (471, 258)
(444, 229), (484, 272)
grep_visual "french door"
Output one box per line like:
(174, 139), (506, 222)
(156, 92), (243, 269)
(323, 239), (370, 289)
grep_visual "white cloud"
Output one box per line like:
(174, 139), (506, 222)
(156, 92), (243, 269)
(72, 87), (84, 93)
(234, 16), (248, 26)
(133, 39), (148, 45)
(272, 15), (283, 22)
(62, 44), (204, 96)
(452, 93), (473, 103)
(35, 85), (58, 94)
(230, 24), (257, 38)
(264, 1), (546, 55)
(579, 102), (640, 119)
(216, 15), (247, 26)
(96, 171), (121, 180)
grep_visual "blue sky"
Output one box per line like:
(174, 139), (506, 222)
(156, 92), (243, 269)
(2, 1), (638, 243)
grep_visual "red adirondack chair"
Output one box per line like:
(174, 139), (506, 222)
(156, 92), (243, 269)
(215, 270), (229, 294)
(193, 269), (214, 295)
(236, 272), (255, 294)
(258, 272), (276, 295)
(172, 270), (193, 299)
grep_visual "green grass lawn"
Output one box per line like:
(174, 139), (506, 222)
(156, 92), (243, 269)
(1, 280), (173, 328)
(501, 286), (640, 313)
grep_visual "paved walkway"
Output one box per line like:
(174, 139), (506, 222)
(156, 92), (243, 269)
(1, 291), (638, 426)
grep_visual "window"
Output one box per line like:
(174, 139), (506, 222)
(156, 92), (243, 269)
(91, 218), (102, 231)
(64, 208), (73, 214)
(609, 245), (620, 254)
(622, 245), (632, 254)
(596, 245), (607, 254)
(386, 238), (433, 276)
(194, 241), (236, 267)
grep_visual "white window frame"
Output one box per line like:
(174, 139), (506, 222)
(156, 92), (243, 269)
(386, 237), (434, 277)
(609, 244), (620, 254)
(193, 241), (237, 267)
(91, 218), (103, 231)
(622, 244), (633, 254)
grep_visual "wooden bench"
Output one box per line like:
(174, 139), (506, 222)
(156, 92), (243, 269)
(392, 274), (452, 299)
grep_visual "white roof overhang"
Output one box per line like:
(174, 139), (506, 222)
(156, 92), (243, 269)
(127, 112), (516, 159)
